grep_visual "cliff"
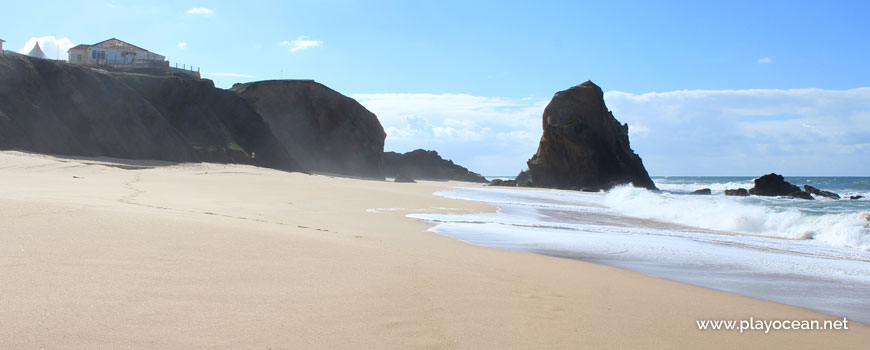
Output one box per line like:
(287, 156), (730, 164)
(232, 80), (386, 179)
(0, 52), (302, 172)
(382, 149), (488, 183)
(527, 81), (656, 190)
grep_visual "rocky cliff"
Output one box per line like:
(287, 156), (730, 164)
(527, 81), (656, 190)
(382, 149), (488, 183)
(0, 52), (302, 172)
(232, 80), (386, 179)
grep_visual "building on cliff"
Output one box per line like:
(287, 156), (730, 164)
(0, 39), (5, 51)
(67, 38), (200, 78)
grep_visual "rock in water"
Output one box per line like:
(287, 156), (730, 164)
(749, 173), (801, 196)
(489, 179), (518, 187)
(803, 185), (840, 200)
(724, 188), (749, 196)
(788, 191), (814, 200)
(691, 188), (712, 195)
(382, 149), (487, 183)
(232, 80), (386, 179)
(526, 81), (656, 191)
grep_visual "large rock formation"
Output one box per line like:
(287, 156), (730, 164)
(112, 74), (301, 171)
(527, 81), (656, 191)
(749, 173), (802, 196)
(0, 52), (302, 172)
(382, 149), (488, 183)
(232, 80), (385, 179)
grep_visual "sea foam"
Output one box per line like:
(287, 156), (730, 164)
(604, 185), (870, 251)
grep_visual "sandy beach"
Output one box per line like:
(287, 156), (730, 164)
(0, 150), (866, 349)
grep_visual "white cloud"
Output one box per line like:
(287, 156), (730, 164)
(280, 36), (323, 52)
(355, 87), (870, 176)
(18, 36), (75, 61)
(177, 42), (187, 49)
(202, 72), (254, 78)
(758, 57), (772, 64)
(354, 93), (547, 175)
(604, 88), (870, 175)
(187, 7), (213, 15)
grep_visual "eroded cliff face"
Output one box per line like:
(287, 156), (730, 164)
(0, 52), (196, 162)
(113, 74), (301, 172)
(0, 52), (303, 172)
(232, 80), (386, 179)
(527, 81), (656, 191)
(382, 149), (488, 183)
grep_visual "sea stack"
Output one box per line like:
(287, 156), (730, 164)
(526, 81), (656, 191)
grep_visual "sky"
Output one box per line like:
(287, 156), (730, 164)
(2, 0), (869, 175)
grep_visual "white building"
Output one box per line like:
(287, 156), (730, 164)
(68, 38), (165, 67)
(28, 42), (47, 58)
(0, 38), (6, 51)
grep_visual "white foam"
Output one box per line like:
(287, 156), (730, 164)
(410, 186), (870, 322)
(603, 185), (870, 251)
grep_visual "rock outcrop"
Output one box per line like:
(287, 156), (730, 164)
(515, 170), (533, 187)
(804, 185), (840, 200)
(749, 173), (802, 197)
(724, 188), (750, 196)
(0, 52), (302, 172)
(691, 188), (712, 195)
(382, 149), (488, 183)
(232, 80), (385, 179)
(788, 191), (814, 200)
(488, 179), (518, 187)
(112, 74), (301, 171)
(394, 174), (416, 183)
(526, 81), (656, 191)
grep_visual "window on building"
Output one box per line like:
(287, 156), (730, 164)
(77, 54), (82, 62)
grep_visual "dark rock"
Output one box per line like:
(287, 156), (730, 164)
(724, 188), (750, 196)
(113, 74), (302, 172)
(515, 170), (533, 187)
(0, 52), (303, 172)
(382, 149), (487, 183)
(516, 170), (531, 181)
(691, 188), (712, 195)
(489, 179), (517, 187)
(749, 173), (801, 196)
(803, 185), (840, 200)
(232, 80), (385, 179)
(788, 191), (814, 200)
(851, 195), (865, 200)
(394, 174), (416, 183)
(526, 81), (656, 191)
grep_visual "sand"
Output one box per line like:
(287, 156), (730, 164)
(0, 150), (866, 349)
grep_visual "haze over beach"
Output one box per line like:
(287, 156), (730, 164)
(1, 0), (869, 348)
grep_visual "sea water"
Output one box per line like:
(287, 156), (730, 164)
(412, 177), (870, 323)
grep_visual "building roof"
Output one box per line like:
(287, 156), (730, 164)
(68, 44), (91, 51)
(92, 38), (149, 52)
(28, 42), (47, 58)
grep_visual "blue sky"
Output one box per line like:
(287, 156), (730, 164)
(3, 1), (869, 175)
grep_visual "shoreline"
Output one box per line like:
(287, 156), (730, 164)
(414, 187), (870, 324)
(1, 151), (867, 348)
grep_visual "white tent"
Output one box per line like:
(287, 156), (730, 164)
(28, 42), (47, 58)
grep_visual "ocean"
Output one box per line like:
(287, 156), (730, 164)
(411, 176), (870, 323)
